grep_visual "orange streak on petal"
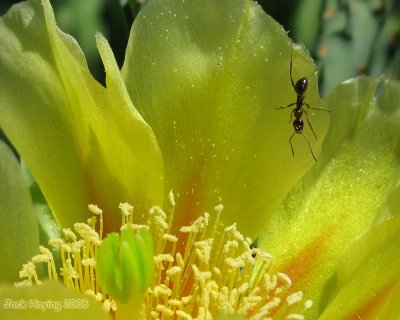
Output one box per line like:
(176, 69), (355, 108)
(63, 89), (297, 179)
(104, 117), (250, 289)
(344, 279), (399, 320)
(255, 231), (332, 318)
(171, 155), (205, 235)
(173, 186), (200, 235)
(170, 160), (205, 297)
(281, 229), (331, 289)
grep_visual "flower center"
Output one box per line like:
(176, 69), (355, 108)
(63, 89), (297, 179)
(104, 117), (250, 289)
(17, 192), (312, 319)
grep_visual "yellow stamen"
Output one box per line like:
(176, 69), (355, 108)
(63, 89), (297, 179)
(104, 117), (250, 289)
(16, 193), (312, 319)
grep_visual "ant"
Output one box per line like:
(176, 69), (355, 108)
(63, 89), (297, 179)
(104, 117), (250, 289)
(276, 43), (329, 161)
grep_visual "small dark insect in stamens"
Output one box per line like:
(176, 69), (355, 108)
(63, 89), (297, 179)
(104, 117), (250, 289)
(275, 42), (330, 161)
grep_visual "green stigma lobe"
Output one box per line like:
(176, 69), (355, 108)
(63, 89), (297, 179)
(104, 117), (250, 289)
(96, 229), (154, 304)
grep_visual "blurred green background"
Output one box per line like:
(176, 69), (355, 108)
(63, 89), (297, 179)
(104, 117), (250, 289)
(1, 0), (399, 94)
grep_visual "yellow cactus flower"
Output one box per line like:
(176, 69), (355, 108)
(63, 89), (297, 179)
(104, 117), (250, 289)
(0, 0), (399, 319)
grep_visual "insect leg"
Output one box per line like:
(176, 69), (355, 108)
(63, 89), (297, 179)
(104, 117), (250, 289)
(289, 108), (296, 123)
(309, 67), (318, 79)
(303, 109), (317, 139)
(301, 132), (317, 162)
(275, 102), (296, 110)
(289, 132), (296, 157)
(304, 103), (330, 112)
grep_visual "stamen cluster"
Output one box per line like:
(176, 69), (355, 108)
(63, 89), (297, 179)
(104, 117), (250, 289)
(17, 192), (312, 319)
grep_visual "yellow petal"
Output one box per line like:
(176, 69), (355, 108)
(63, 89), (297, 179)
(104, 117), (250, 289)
(318, 216), (400, 319)
(122, 0), (328, 236)
(0, 141), (40, 283)
(260, 77), (400, 317)
(0, 0), (163, 231)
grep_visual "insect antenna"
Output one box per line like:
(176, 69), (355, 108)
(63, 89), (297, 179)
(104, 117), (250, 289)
(309, 66), (318, 80)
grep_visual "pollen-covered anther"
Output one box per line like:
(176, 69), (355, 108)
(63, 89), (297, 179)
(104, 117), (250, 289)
(88, 204), (103, 239)
(103, 299), (118, 313)
(149, 206), (169, 233)
(304, 300), (313, 309)
(31, 246), (51, 263)
(95, 292), (104, 302)
(166, 266), (182, 279)
(74, 223), (100, 245)
(192, 265), (212, 286)
(62, 228), (77, 241)
(122, 223), (149, 232)
(154, 284), (172, 297)
(175, 309), (192, 319)
(119, 202), (134, 216)
(286, 291), (304, 306)
(214, 204), (224, 213)
(180, 212), (209, 234)
(18, 261), (40, 285)
(194, 239), (212, 264)
(87, 216), (97, 227)
(71, 239), (84, 252)
(119, 202), (134, 228)
(163, 234), (178, 242)
(48, 238), (64, 247)
(154, 254), (174, 264)
(168, 190), (176, 207)
(88, 204), (103, 215)
(156, 304), (174, 317)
